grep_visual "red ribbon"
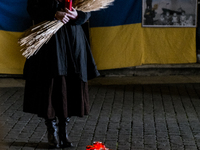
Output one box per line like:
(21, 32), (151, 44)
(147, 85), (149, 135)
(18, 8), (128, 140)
(65, 0), (72, 10)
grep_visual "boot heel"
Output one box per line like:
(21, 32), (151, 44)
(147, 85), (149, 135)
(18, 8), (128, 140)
(59, 117), (73, 148)
(45, 118), (61, 148)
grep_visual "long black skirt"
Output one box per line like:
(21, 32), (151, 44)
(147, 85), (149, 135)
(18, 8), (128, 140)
(23, 75), (89, 119)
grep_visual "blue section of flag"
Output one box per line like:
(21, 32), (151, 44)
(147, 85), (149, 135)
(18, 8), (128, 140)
(0, 0), (32, 32)
(90, 0), (142, 27)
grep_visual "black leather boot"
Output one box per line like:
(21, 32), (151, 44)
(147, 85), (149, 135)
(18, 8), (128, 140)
(59, 117), (73, 148)
(45, 118), (60, 148)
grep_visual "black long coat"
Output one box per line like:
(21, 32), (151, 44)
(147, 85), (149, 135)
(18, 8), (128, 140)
(23, 0), (100, 82)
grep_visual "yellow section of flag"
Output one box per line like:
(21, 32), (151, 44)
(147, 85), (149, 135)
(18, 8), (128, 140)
(90, 23), (144, 70)
(0, 23), (197, 74)
(0, 30), (25, 74)
(90, 23), (196, 70)
(142, 27), (196, 64)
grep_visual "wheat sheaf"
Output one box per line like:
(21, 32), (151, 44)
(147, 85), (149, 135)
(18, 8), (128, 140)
(18, 0), (114, 58)
(73, 0), (114, 12)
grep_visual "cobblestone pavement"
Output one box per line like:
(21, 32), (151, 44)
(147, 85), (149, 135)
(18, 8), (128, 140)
(1, 77), (200, 150)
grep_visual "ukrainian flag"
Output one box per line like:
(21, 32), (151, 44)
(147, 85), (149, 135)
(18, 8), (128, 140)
(0, 0), (31, 74)
(0, 0), (197, 74)
(89, 0), (196, 70)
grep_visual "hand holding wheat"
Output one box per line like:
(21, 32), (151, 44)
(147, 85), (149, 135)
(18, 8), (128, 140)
(18, 0), (114, 58)
(55, 7), (78, 23)
(55, 11), (70, 24)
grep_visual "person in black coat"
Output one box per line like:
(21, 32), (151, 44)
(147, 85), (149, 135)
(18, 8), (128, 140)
(23, 0), (100, 148)
(146, 0), (152, 9)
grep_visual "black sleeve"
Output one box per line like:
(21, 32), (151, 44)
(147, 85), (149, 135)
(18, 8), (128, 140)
(71, 11), (91, 25)
(27, 0), (58, 23)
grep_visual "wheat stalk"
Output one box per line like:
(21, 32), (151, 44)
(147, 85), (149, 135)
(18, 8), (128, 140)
(19, 20), (64, 58)
(19, 0), (114, 58)
(73, 0), (114, 12)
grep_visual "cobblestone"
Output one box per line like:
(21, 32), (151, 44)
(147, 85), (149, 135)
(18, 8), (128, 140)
(1, 78), (200, 149)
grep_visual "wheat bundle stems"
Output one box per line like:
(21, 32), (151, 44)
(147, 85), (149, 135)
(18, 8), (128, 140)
(19, 20), (64, 58)
(74, 0), (114, 12)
